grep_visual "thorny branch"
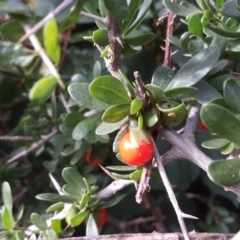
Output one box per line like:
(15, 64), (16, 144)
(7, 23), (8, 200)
(0, 136), (33, 141)
(7, 128), (57, 164)
(18, 0), (75, 43)
(161, 0), (177, 67)
(135, 161), (152, 204)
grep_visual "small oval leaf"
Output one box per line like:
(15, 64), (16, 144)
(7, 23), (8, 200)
(29, 77), (57, 101)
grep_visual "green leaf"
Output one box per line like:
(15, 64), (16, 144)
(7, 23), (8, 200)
(2, 182), (12, 213)
(122, 43), (142, 57)
(106, 165), (136, 171)
(206, 24), (240, 38)
(188, 14), (203, 37)
(103, 0), (128, 20)
(0, 1), (32, 18)
(210, 34), (227, 55)
(113, 124), (128, 153)
(0, 20), (25, 42)
(89, 76), (131, 105)
(62, 167), (86, 196)
(200, 103), (240, 145)
(60, 0), (85, 32)
(93, 61), (101, 79)
(221, 142), (235, 155)
(208, 75), (235, 91)
(43, 18), (61, 65)
(130, 169), (143, 181)
(222, 0), (240, 18)
(118, 69), (136, 98)
(122, 0), (142, 32)
(165, 87), (197, 97)
(29, 77), (57, 101)
(124, 32), (155, 46)
(93, 29), (109, 46)
(151, 66), (174, 90)
(143, 111), (158, 127)
(96, 117), (128, 135)
(79, 194), (90, 209)
(51, 219), (62, 234)
(191, 80), (222, 104)
(103, 194), (127, 208)
(31, 213), (47, 231)
(168, 36), (182, 48)
(99, 0), (108, 17)
(208, 159), (240, 186)
(0, 41), (36, 67)
(188, 36), (204, 55)
(72, 115), (99, 141)
(163, 0), (201, 16)
(124, 0), (151, 35)
(36, 193), (77, 203)
(2, 207), (14, 230)
(206, 60), (228, 77)
(202, 138), (230, 149)
(102, 104), (130, 123)
(166, 46), (220, 90)
(130, 99), (143, 115)
(180, 32), (192, 52)
(70, 210), (90, 227)
(223, 78), (240, 110)
(86, 213), (99, 237)
(145, 84), (165, 101)
(46, 202), (64, 213)
(68, 82), (110, 110)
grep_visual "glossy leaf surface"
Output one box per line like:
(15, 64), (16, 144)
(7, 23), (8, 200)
(208, 159), (240, 186)
(90, 76), (131, 105)
(166, 47), (220, 90)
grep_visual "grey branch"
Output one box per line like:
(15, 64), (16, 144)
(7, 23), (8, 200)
(154, 141), (193, 240)
(18, 0), (75, 43)
(93, 179), (136, 199)
(184, 103), (200, 135)
(7, 128), (57, 164)
(80, 11), (106, 25)
(0, 136), (33, 141)
(58, 232), (234, 240)
(135, 161), (152, 204)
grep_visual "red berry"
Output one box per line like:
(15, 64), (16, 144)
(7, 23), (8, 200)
(85, 150), (100, 166)
(84, 208), (107, 228)
(118, 131), (154, 166)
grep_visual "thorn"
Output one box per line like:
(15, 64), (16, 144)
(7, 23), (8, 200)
(181, 212), (198, 220)
(160, 46), (166, 51)
(171, 50), (178, 56)
(115, 36), (124, 48)
(99, 164), (118, 180)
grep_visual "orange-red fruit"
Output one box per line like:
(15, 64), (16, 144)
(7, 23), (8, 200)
(85, 150), (99, 166)
(84, 208), (107, 228)
(94, 208), (108, 228)
(118, 131), (154, 166)
(198, 121), (208, 131)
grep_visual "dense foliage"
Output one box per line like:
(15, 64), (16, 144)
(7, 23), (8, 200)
(1, 0), (240, 239)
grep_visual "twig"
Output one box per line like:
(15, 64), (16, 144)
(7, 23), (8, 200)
(18, 0), (75, 43)
(162, 0), (177, 67)
(59, 92), (71, 113)
(153, 140), (196, 240)
(134, 71), (149, 108)
(0, 136), (33, 141)
(106, 14), (123, 71)
(135, 161), (152, 204)
(7, 128), (57, 164)
(184, 103), (200, 135)
(22, 24), (65, 89)
(142, 192), (166, 232)
(157, 127), (240, 196)
(93, 179), (136, 200)
(99, 164), (118, 180)
(57, 232), (234, 240)
(80, 11), (106, 25)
